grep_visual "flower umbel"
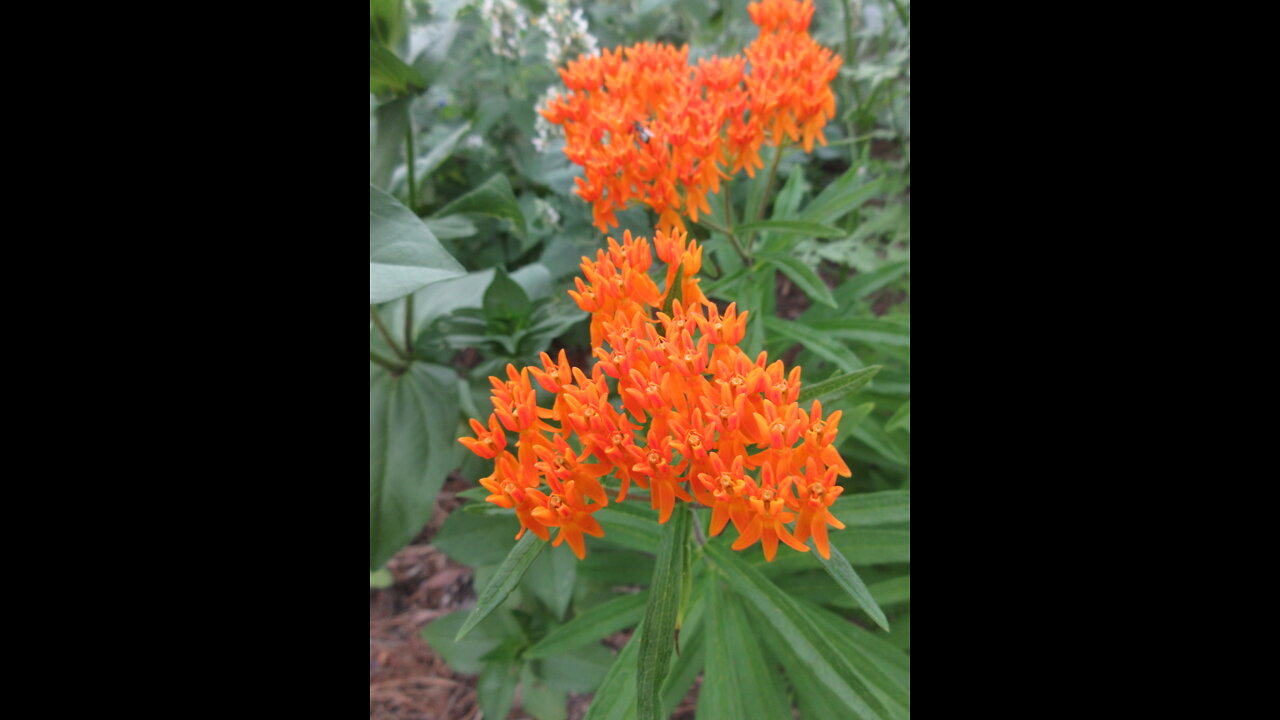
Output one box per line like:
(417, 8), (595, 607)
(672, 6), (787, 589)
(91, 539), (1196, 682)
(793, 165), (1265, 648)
(459, 228), (851, 560)
(538, 0), (841, 232)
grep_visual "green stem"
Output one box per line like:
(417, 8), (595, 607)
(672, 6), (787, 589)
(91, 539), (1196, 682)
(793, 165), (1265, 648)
(700, 214), (751, 267)
(405, 118), (418, 213)
(370, 350), (406, 375)
(403, 294), (415, 364)
(754, 143), (785, 224)
(370, 305), (409, 360)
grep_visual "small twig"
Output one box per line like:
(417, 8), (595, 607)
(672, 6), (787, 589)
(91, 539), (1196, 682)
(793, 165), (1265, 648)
(371, 305), (409, 360)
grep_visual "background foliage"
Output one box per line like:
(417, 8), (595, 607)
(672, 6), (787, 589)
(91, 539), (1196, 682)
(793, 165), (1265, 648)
(371, 1), (909, 717)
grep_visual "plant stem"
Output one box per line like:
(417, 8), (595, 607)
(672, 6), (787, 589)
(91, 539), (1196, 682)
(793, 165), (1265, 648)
(700, 213), (751, 268)
(405, 118), (418, 213)
(754, 142), (785, 224)
(370, 350), (406, 375)
(371, 305), (409, 360)
(403, 295), (415, 364)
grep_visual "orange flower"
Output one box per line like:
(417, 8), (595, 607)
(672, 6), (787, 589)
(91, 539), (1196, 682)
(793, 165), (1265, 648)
(540, 0), (839, 232)
(459, 226), (854, 561)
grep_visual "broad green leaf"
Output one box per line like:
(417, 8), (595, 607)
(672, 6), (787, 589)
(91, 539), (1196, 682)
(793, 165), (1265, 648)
(526, 591), (649, 659)
(484, 266), (533, 328)
(421, 215), (477, 240)
(759, 618), (851, 720)
(735, 219), (844, 237)
(370, 96), (409, 190)
(703, 543), (888, 720)
(455, 532), (547, 641)
(422, 607), (522, 675)
(370, 364), (459, 569)
(799, 169), (883, 225)
(370, 184), (466, 304)
(413, 122), (471, 182)
(763, 316), (863, 373)
(478, 662), (520, 720)
(431, 506), (520, 567)
(831, 491), (910, 527)
(522, 666), (569, 720)
(369, 0), (408, 46)
(885, 400), (910, 433)
(370, 40), (425, 96)
(637, 505), (689, 720)
(758, 252), (838, 307)
(537, 642), (616, 694)
(432, 173), (527, 236)
(797, 365), (881, 404)
(811, 541), (890, 632)
(806, 317), (910, 346)
(369, 568), (394, 589)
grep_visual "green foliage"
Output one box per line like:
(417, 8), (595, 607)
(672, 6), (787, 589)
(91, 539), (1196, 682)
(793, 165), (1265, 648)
(373, 1), (911, 717)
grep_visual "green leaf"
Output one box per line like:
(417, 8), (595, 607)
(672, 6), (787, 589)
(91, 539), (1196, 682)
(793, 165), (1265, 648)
(431, 506), (520, 567)
(805, 317), (910, 346)
(525, 542), (578, 621)
(581, 623), (642, 720)
(758, 252), (837, 308)
(637, 505), (689, 720)
(478, 662), (520, 720)
(703, 543), (888, 720)
(763, 316), (863, 373)
(538, 642), (616, 694)
(797, 365), (881, 404)
(698, 580), (791, 720)
(370, 40), (425, 96)
(839, 261), (910, 304)
(594, 503), (663, 552)
(483, 266), (533, 328)
(831, 528), (910, 566)
(811, 541), (890, 632)
(369, 568), (394, 588)
(421, 215), (477, 240)
(734, 219), (844, 237)
(455, 532), (547, 641)
(799, 169), (883, 225)
(432, 173), (527, 237)
(867, 576), (910, 607)
(576, 548), (656, 586)
(422, 607), (522, 675)
(414, 122), (471, 182)
(370, 364), (459, 570)
(799, 600), (911, 717)
(370, 184), (466, 304)
(885, 400), (910, 433)
(370, 96), (409, 190)
(525, 591), (649, 659)
(522, 666), (569, 720)
(830, 491), (910, 527)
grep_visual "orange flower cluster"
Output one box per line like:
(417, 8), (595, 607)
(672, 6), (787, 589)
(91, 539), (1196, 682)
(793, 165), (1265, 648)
(459, 228), (850, 561)
(539, 0), (842, 232)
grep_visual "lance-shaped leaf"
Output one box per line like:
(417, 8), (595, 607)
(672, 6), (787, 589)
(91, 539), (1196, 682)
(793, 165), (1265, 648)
(810, 540), (890, 632)
(704, 542), (889, 720)
(797, 365), (882, 404)
(758, 252), (838, 308)
(637, 505), (689, 720)
(734, 219), (844, 237)
(525, 591), (649, 659)
(455, 532), (547, 641)
(369, 40), (425, 96)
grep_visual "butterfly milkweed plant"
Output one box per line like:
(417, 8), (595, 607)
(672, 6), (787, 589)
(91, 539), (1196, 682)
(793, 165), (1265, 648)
(372, 1), (909, 718)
